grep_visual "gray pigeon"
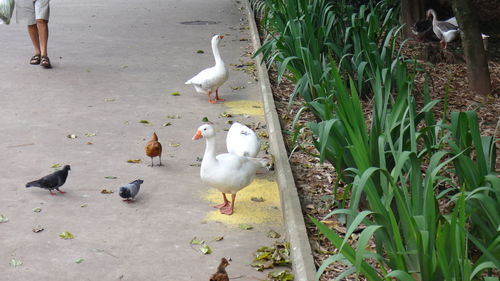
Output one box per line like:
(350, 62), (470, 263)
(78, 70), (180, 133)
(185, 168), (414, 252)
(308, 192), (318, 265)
(26, 165), (71, 195)
(119, 179), (143, 201)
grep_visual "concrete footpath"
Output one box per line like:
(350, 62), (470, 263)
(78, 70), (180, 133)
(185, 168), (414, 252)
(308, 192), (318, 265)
(0, 0), (287, 280)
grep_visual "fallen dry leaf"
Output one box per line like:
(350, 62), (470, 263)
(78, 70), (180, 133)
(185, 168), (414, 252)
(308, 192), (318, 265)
(239, 224), (253, 230)
(220, 112), (233, 118)
(190, 237), (204, 245)
(199, 244), (212, 255)
(267, 230), (281, 239)
(0, 214), (8, 223)
(251, 242), (291, 271)
(258, 131), (269, 138)
(10, 259), (22, 267)
(267, 269), (295, 281)
(59, 231), (74, 239)
(32, 225), (44, 233)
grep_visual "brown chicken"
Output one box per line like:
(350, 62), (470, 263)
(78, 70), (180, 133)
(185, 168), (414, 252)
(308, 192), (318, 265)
(145, 132), (162, 166)
(209, 258), (229, 281)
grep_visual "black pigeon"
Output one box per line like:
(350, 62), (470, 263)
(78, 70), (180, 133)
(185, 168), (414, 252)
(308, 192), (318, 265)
(119, 179), (143, 201)
(26, 165), (71, 195)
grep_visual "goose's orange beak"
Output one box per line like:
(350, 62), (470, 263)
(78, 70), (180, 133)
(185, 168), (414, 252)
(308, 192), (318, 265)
(219, 35), (224, 39)
(192, 130), (203, 140)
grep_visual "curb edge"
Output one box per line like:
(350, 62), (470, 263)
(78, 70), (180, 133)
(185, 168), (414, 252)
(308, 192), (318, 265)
(243, 1), (317, 280)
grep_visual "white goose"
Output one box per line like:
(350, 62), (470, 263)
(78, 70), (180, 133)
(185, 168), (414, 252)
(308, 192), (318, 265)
(226, 122), (260, 157)
(185, 34), (229, 104)
(427, 12), (490, 50)
(192, 124), (266, 215)
(426, 9), (460, 49)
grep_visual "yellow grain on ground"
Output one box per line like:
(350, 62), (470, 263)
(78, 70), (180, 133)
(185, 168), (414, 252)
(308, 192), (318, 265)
(224, 100), (264, 116)
(203, 178), (282, 226)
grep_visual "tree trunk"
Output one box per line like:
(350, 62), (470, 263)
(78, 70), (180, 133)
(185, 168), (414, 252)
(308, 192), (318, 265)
(400, 0), (426, 38)
(451, 0), (491, 96)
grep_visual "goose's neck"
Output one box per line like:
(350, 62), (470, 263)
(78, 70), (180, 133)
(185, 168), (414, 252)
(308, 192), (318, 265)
(430, 10), (438, 24)
(203, 136), (217, 165)
(212, 40), (224, 66)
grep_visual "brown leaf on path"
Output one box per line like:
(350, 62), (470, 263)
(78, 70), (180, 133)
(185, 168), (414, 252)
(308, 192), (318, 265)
(267, 230), (281, 239)
(32, 225), (44, 233)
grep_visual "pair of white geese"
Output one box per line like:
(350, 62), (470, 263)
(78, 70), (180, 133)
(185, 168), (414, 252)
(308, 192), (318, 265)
(186, 34), (266, 215)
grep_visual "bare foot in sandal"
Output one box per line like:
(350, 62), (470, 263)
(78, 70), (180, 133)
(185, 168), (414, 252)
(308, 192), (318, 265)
(30, 54), (41, 65)
(40, 56), (51, 68)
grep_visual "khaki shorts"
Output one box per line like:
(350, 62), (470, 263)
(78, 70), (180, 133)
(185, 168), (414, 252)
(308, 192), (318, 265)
(16, 0), (50, 25)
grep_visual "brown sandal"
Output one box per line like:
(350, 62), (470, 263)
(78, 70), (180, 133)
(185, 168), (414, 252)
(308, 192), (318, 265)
(40, 56), (52, 68)
(30, 54), (41, 65)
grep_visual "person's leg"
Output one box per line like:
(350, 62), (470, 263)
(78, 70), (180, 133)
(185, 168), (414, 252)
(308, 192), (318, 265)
(36, 19), (48, 57)
(27, 24), (41, 55)
(27, 24), (41, 64)
(34, 0), (50, 67)
(17, 0), (40, 64)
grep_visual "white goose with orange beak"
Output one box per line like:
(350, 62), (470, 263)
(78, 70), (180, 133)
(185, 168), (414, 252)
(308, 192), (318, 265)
(185, 34), (229, 104)
(192, 124), (267, 215)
